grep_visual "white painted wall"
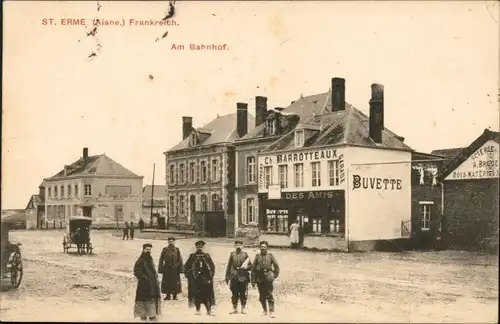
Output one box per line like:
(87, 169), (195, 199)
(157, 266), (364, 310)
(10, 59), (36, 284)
(345, 147), (412, 241)
(445, 140), (499, 180)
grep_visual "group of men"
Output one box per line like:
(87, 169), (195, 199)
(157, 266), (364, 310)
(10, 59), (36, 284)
(133, 237), (280, 321)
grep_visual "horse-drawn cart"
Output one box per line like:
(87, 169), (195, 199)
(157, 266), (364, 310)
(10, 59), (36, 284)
(62, 216), (94, 255)
(1, 213), (24, 288)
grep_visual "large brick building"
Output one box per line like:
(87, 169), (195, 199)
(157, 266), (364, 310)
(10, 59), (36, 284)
(43, 147), (144, 228)
(238, 76), (443, 251)
(164, 108), (254, 236)
(434, 129), (499, 252)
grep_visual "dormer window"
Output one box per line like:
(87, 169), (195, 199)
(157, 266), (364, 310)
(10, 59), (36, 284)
(295, 129), (305, 148)
(189, 132), (198, 146)
(266, 119), (276, 135)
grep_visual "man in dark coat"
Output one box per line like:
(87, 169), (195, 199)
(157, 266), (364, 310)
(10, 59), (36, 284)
(133, 243), (162, 321)
(225, 239), (253, 314)
(130, 222), (135, 240)
(158, 237), (183, 300)
(251, 240), (280, 318)
(184, 240), (216, 316)
(123, 221), (130, 240)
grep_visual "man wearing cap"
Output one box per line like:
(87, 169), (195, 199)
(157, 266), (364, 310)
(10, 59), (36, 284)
(158, 237), (184, 301)
(225, 239), (253, 314)
(184, 240), (216, 316)
(133, 243), (162, 321)
(251, 240), (280, 318)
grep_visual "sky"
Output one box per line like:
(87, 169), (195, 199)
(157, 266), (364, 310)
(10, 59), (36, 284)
(2, 1), (499, 209)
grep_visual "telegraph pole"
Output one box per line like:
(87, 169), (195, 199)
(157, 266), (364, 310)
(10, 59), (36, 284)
(150, 163), (155, 227)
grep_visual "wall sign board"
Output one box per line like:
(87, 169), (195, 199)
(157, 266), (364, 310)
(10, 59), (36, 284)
(445, 140), (499, 180)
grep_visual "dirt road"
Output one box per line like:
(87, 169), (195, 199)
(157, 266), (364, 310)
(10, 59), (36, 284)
(1, 230), (497, 322)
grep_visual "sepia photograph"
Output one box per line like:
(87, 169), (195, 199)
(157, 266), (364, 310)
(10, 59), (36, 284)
(1, 0), (499, 322)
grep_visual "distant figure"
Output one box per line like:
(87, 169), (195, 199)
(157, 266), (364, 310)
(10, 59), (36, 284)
(139, 218), (145, 232)
(133, 243), (162, 321)
(130, 222), (135, 240)
(252, 241), (280, 318)
(184, 240), (216, 316)
(289, 220), (300, 249)
(158, 237), (184, 300)
(123, 221), (130, 240)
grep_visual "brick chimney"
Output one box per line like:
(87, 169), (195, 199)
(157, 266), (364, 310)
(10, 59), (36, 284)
(369, 83), (384, 144)
(331, 77), (346, 112)
(83, 147), (89, 159)
(182, 116), (193, 140)
(255, 96), (268, 127)
(236, 102), (248, 137)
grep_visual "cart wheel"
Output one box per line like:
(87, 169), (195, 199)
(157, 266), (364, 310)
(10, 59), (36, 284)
(10, 251), (23, 288)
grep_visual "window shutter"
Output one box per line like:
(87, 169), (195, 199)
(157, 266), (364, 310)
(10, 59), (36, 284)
(196, 161), (200, 183)
(242, 198), (247, 225)
(244, 155), (248, 184)
(254, 197), (259, 224)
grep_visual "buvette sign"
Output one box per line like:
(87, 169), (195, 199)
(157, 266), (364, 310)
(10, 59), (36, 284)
(445, 140), (500, 180)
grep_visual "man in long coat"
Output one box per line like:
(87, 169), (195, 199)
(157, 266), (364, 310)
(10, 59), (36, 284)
(133, 243), (162, 321)
(225, 239), (253, 314)
(158, 237), (183, 300)
(184, 240), (216, 316)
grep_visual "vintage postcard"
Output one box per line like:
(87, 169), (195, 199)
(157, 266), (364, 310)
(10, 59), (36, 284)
(1, 0), (499, 322)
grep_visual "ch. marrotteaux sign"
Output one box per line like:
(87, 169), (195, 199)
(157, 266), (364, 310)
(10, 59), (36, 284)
(446, 140), (499, 180)
(262, 149), (339, 165)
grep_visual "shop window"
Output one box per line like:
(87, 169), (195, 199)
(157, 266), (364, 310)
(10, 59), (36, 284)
(246, 156), (256, 183)
(264, 166), (273, 189)
(311, 162), (321, 187)
(278, 165), (288, 188)
(328, 160), (340, 186)
(201, 161), (208, 182)
(294, 163), (304, 187)
(329, 219), (340, 233)
(189, 162), (196, 183)
(265, 209), (288, 233)
(312, 219), (321, 233)
(419, 201), (433, 231)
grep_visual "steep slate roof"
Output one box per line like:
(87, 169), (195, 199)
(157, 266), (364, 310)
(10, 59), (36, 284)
(47, 154), (141, 179)
(439, 128), (500, 180)
(255, 91), (412, 152)
(26, 194), (44, 209)
(142, 185), (167, 199)
(430, 148), (466, 162)
(167, 113), (255, 152)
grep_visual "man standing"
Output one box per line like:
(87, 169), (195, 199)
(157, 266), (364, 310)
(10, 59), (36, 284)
(130, 222), (135, 240)
(225, 239), (252, 314)
(133, 243), (162, 321)
(251, 241), (280, 318)
(158, 237), (183, 301)
(123, 221), (130, 240)
(184, 240), (216, 316)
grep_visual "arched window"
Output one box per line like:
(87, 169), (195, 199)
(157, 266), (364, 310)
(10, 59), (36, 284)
(200, 194), (208, 211)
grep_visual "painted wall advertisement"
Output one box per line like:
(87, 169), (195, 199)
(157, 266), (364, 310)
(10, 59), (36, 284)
(347, 162), (411, 241)
(445, 140), (499, 180)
